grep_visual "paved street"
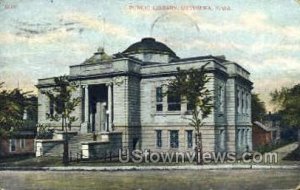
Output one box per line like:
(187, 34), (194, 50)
(0, 170), (299, 190)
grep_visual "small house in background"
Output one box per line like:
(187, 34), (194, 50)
(252, 121), (279, 149)
(0, 108), (37, 158)
(264, 112), (281, 143)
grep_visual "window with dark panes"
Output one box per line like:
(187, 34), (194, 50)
(241, 91), (244, 113)
(187, 98), (193, 111)
(10, 139), (16, 152)
(167, 87), (181, 111)
(236, 89), (240, 112)
(170, 130), (179, 148)
(49, 97), (54, 116)
(156, 87), (163, 111)
(245, 93), (248, 113)
(187, 130), (193, 148)
(218, 85), (225, 113)
(156, 130), (162, 148)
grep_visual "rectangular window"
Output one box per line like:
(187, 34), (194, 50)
(9, 139), (16, 152)
(167, 87), (181, 111)
(49, 97), (54, 116)
(187, 98), (193, 111)
(156, 87), (163, 111)
(241, 91), (244, 113)
(218, 86), (222, 104)
(247, 93), (251, 114)
(236, 89), (240, 113)
(20, 139), (25, 149)
(170, 130), (179, 148)
(245, 93), (248, 113)
(218, 85), (225, 113)
(186, 130), (193, 148)
(156, 130), (162, 148)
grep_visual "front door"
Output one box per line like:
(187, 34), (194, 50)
(99, 102), (107, 132)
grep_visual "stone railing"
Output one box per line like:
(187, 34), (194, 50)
(35, 139), (64, 157)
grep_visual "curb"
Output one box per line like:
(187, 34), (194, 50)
(0, 165), (299, 171)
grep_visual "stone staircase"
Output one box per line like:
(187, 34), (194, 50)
(43, 133), (95, 158)
(68, 133), (94, 158)
(38, 131), (122, 160)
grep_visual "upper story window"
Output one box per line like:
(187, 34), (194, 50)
(144, 53), (153, 62)
(156, 87), (163, 112)
(241, 91), (244, 113)
(247, 93), (251, 114)
(236, 89), (240, 113)
(218, 84), (225, 113)
(245, 93), (249, 114)
(167, 87), (181, 111)
(187, 101), (193, 111)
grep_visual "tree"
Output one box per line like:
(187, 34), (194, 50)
(270, 84), (300, 146)
(251, 93), (266, 122)
(0, 82), (37, 138)
(165, 65), (213, 164)
(41, 76), (80, 165)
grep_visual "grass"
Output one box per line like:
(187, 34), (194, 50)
(1, 142), (299, 167)
(255, 140), (294, 154)
(1, 156), (297, 167)
(0, 156), (195, 167)
(0, 155), (63, 167)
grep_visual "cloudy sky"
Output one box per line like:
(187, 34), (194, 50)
(0, 0), (300, 111)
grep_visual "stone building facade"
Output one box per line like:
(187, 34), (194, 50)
(36, 38), (253, 157)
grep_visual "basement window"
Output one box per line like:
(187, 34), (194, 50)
(170, 130), (179, 148)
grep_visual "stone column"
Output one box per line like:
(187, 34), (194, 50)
(220, 129), (225, 151)
(107, 83), (113, 132)
(95, 102), (101, 132)
(247, 128), (252, 151)
(243, 129), (247, 151)
(80, 85), (89, 133)
(237, 129), (241, 151)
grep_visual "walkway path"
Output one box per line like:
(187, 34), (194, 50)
(270, 142), (299, 161)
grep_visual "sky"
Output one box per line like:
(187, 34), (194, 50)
(0, 0), (300, 111)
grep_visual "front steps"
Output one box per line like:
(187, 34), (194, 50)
(36, 131), (122, 159)
(69, 133), (94, 158)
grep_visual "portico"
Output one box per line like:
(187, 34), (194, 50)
(81, 83), (113, 134)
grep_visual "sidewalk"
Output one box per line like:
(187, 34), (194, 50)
(269, 142), (299, 161)
(0, 164), (299, 171)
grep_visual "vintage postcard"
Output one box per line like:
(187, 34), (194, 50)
(0, 0), (299, 189)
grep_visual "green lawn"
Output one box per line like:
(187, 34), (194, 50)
(1, 155), (299, 167)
